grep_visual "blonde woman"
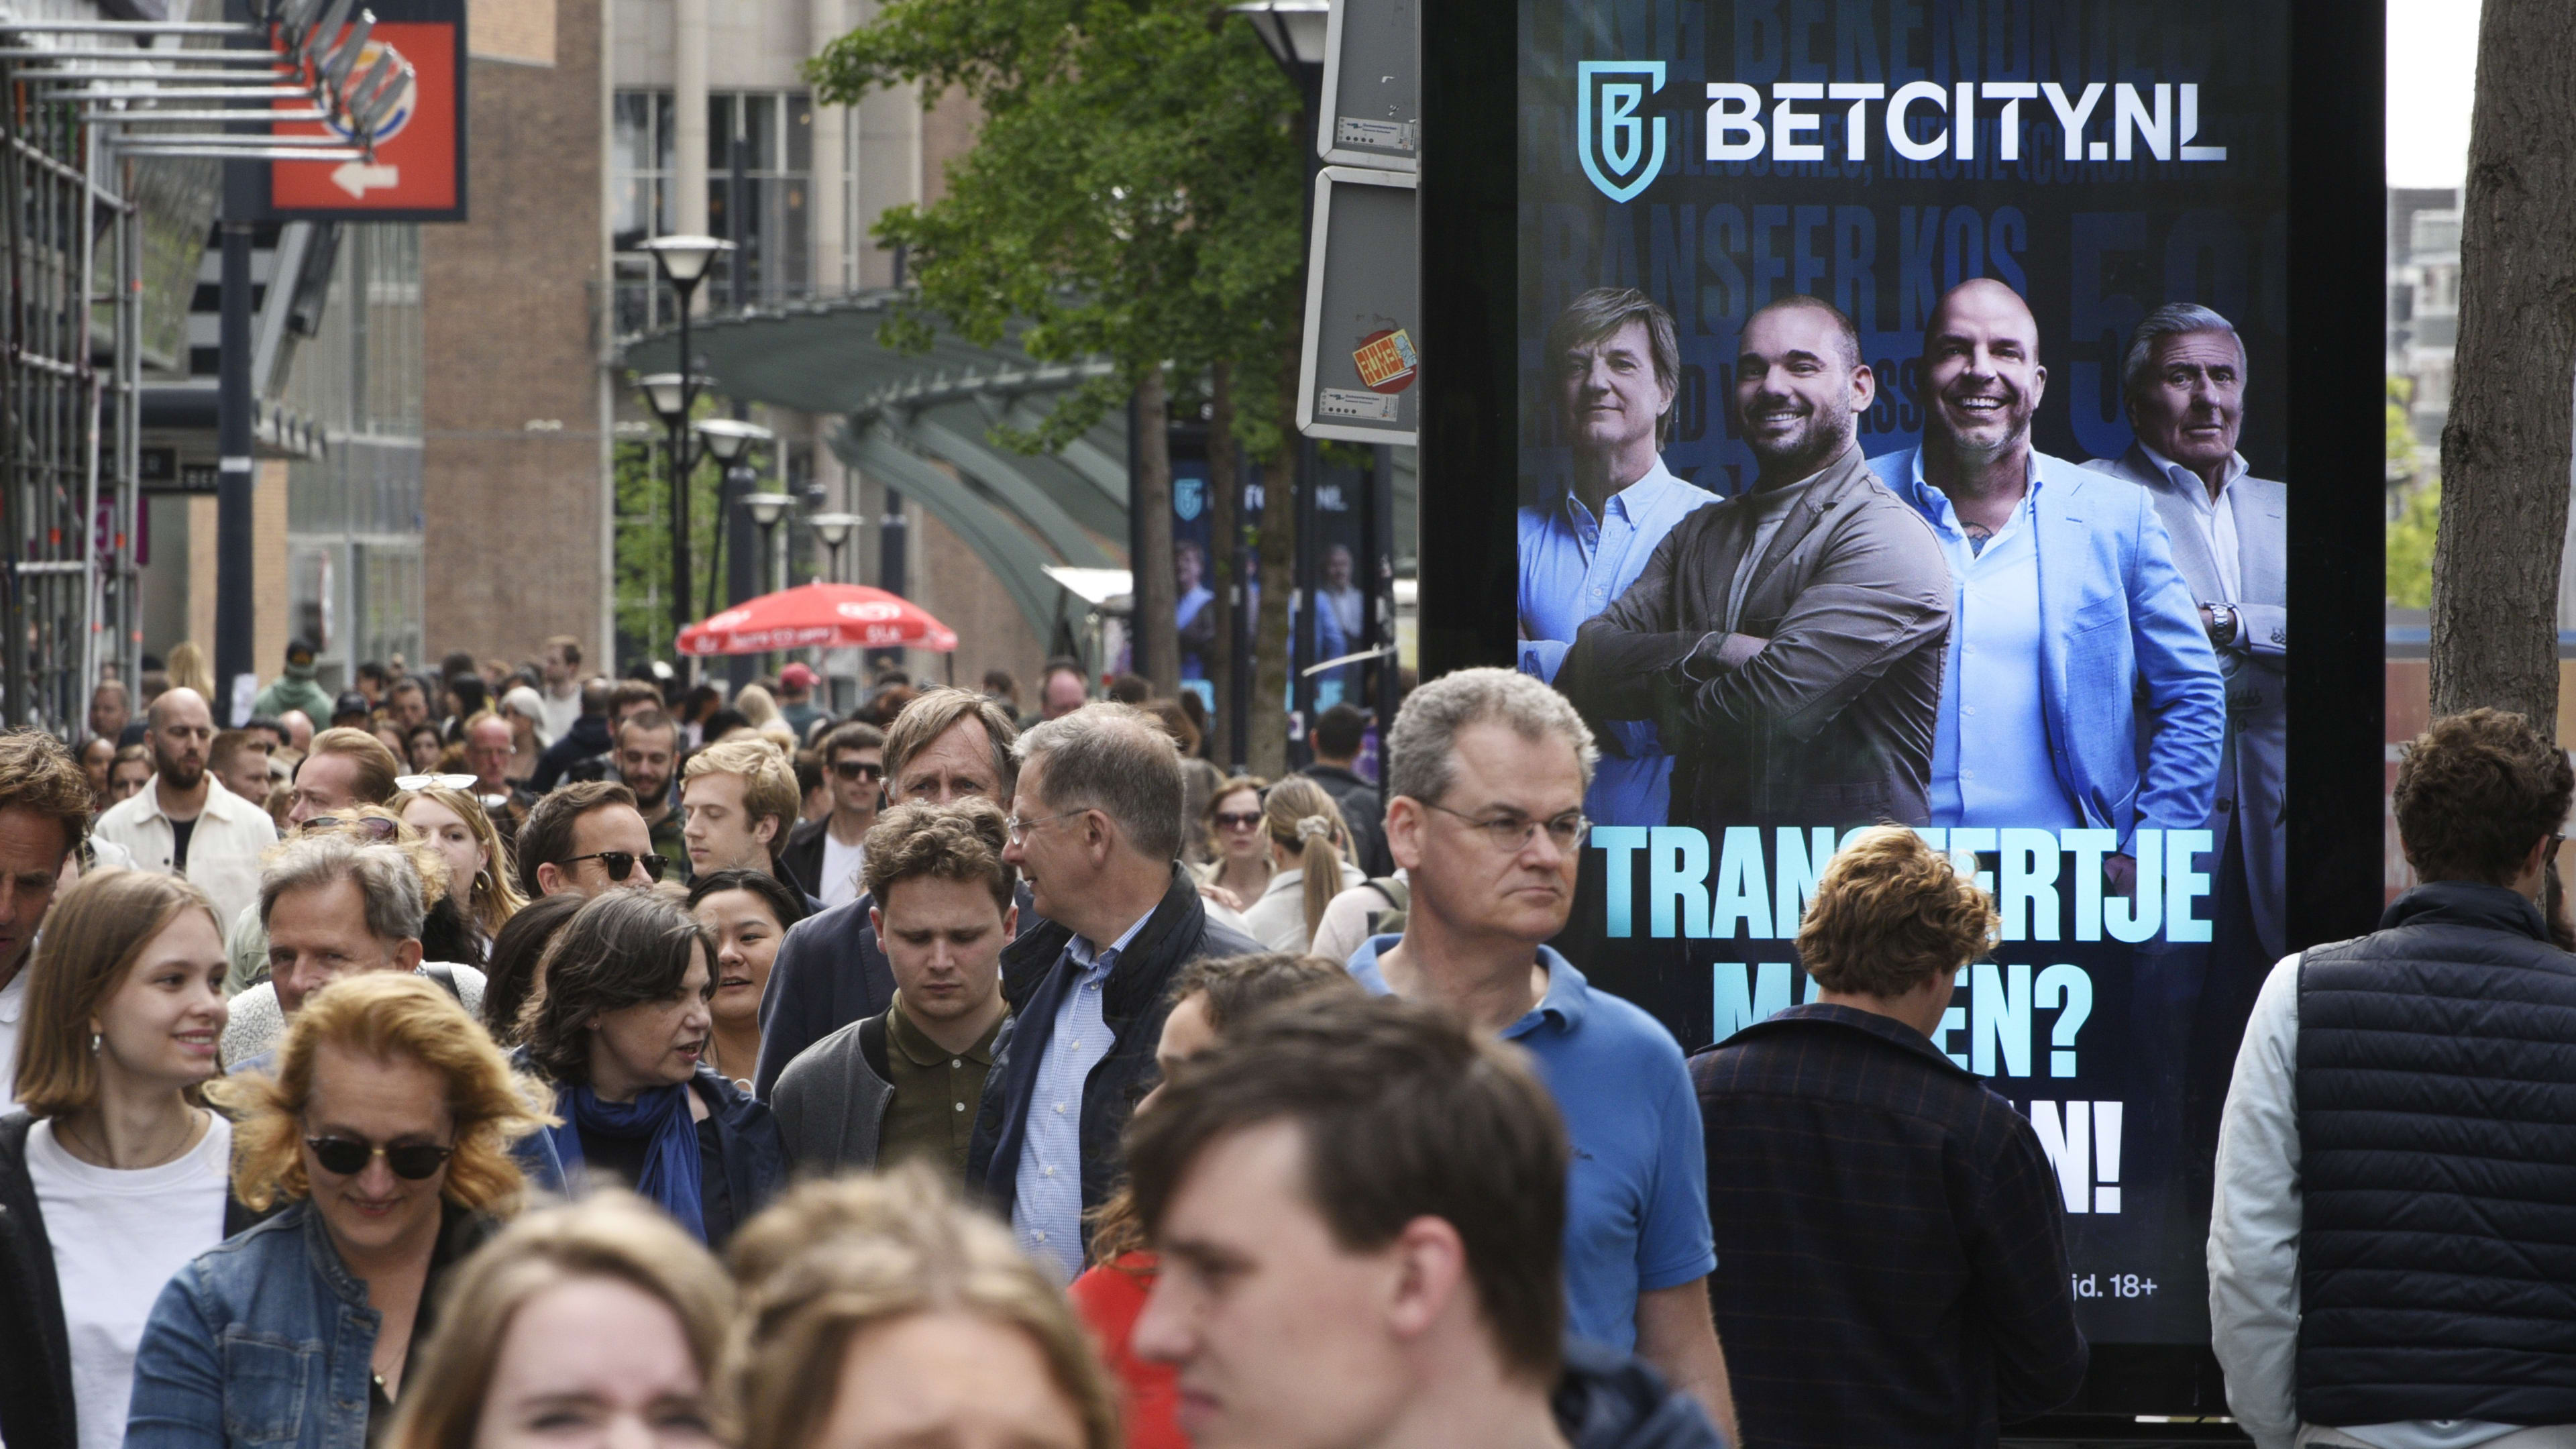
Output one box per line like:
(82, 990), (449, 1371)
(383, 1191), (733, 1449)
(496, 686), (551, 784)
(396, 782), (526, 945)
(0, 871), (244, 1449)
(728, 1165), (1120, 1449)
(162, 641), (215, 701)
(1236, 777), (1364, 953)
(1191, 776), (1271, 912)
(127, 973), (552, 1445)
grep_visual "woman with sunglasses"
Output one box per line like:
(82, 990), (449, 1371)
(517, 891), (785, 1248)
(1191, 776), (1272, 914)
(395, 782), (526, 952)
(127, 971), (550, 1447)
(0, 871), (250, 1449)
(684, 869), (806, 1093)
(1235, 778), (1364, 954)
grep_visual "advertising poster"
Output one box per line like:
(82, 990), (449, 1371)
(1515, 0), (2290, 1348)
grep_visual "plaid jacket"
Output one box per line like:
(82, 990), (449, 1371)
(1691, 1003), (2086, 1448)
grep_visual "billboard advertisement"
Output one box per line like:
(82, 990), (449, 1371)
(1512, 0), (2293, 1362)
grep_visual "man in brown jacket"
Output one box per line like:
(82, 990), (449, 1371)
(1558, 294), (1951, 830)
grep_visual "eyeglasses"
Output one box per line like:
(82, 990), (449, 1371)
(1004, 808), (1087, 843)
(301, 816), (400, 841)
(1213, 811), (1263, 830)
(831, 760), (885, 782)
(394, 773), (477, 792)
(1421, 801), (1591, 853)
(305, 1135), (454, 1180)
(561, 850), (670, 883)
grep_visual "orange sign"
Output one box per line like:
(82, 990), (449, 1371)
(269, 19), (464, 220)
(1352, 327), (1419, 394)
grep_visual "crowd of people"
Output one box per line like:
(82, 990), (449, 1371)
(1, 627), (2573, 1448)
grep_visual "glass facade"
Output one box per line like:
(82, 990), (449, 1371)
(613, 89), (822, 337)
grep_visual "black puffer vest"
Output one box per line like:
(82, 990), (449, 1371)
(2296, 881), (2576, 1428)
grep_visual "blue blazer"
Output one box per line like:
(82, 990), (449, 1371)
(1869, 447), (2224, 847)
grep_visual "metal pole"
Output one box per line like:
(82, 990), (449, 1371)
(1228, 468), (1252, 773)
(724, 138), (755, 690)
(669, 292), (694, 665)
(215, 219), (256, 724)
(1371, 443), (1398, 761)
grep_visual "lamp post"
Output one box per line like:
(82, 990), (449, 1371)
(741, 491), (796, 595)
(635, 233), (735, 668)
(808, 512), (861, 583)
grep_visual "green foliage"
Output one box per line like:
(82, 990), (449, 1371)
(808, 0), (1307, 460)
(612, 430), (725, 661)
(2386, 375), (2418, 481)
(2387, 478), (2440, 610)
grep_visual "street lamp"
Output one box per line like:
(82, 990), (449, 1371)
(1226, 0), (1328, 76)
(808, 511), (861, 582)
(742, 491), (797, 596)
(692, 417), (777, 621)
(635, 233), (735, 665)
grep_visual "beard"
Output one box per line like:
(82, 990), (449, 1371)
(1743, 398), (1855, 479)
(154, 746), (203, 791)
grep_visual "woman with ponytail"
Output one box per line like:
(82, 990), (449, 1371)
(1237, 777), (1367, 952)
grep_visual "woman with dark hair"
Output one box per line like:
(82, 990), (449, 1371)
(517, 892), (785, 1246)
(405, 722), (446, 776)
(684, 869), (805, 1093)
(480, 892), (584, 1044)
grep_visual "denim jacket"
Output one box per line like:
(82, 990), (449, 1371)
(125, 1199), (492, 1448)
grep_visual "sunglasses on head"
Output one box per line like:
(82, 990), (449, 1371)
(830, 760), (884, 782)
(561, 850), (669, 883)
(396, 773), (478, 792)
(305, 1135), (453, 1180)
(301, 816), (400, 841)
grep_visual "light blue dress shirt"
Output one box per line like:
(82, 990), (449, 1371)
(1517, 460), (1718, 828)
(1890, 452), (2080, 830)
(1012, 908), (1152, 1284)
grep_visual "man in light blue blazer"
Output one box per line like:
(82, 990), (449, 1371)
(1868, 280), (2224, 889)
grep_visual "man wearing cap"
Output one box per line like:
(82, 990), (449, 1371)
(777, 663), (828, 745)
(327, 691), (372, 732)
(254, 639), (335, 724)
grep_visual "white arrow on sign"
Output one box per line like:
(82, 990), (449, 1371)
(331, 162), (400, 199)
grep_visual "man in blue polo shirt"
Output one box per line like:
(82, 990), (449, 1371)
(1348, 667), (1733, 1440)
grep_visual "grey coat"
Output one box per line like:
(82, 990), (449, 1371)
(2088, 443), (2286, 960)
(769, 1012), (894, 1174)
(1558, 444), (1953, 829)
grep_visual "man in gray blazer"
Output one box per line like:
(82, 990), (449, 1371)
(2088, 304), (2286, 965)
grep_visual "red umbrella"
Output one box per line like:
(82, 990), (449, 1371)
(677, 583), (959, 656)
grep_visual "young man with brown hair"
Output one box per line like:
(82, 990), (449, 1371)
(1127, 991), (1723, 1449)
(1693, 826), (2084, 1446)
(2212, 708), (2576, 1448)
(0, 732), (96, 1110)
(768, 800), (1016, 1180)
(780, 720), (885, 910)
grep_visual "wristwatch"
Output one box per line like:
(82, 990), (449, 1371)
(2205, 602), (2239, 647)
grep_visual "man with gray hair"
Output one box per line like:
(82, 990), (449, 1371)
(217, 831), (487, 1069)
(1345, 667), (1735, 1434)
(967, 701), (1260, 1285)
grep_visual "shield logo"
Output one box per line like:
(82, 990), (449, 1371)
(1576, 61), (1668, 205)
(1175, 476), (1205, 522)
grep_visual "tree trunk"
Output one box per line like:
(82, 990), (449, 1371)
(1208, 363), (1240, 762)
(1131, 367), (1181, 696)
(2430, 0), (2576, 735)
(1250, 347), (1299, 777)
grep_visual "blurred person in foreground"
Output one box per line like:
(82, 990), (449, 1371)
(1071, 952), (1361, 1449)
(126, 973), (551, 1446)
(1128, 991), (1726, 1449)
(977, 703), (1262, 1284)
(769, 801), (1014, 1177)
(685, 868), (807, 1091)
(0, 871), (247, 1449)
(517, 890), (784, 1246)
(0, 731), (97, 1110)
(754, 689), (1034, 1099)
(1346, 667), (1729, 1427)
(382, 1191), (732, 1449)
(2211, 708), (2576, 1449)
(1693, 826), (2084, 1446)
(726, 1164), (1120, 1449)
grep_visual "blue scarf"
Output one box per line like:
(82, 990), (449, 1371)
(545, 1080), (706, 1242)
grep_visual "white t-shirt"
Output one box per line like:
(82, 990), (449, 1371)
(0, 967), (25, 1113)
(25, 1112), (235, 1449)
(820, 833), (867, 910)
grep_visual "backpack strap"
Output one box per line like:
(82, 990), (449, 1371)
(859, 1012), (893, 1084)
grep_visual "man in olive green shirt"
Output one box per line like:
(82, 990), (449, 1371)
(769, 798), (1016, 1180)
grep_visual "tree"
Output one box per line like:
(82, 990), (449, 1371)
(2430, 0), (2576, 733)
(811, 0), (1307, 751)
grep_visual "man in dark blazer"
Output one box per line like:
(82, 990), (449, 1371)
(1558, 294), (1953, 830)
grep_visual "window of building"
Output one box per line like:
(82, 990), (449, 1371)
(612, 90), (818, 337)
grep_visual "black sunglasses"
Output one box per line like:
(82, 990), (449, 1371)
(831, 760), (885, 782)
(561, 849), (669, 883)
(305, 1136), (453, 1180)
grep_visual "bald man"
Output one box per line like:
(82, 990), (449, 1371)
(1557, 293), (1952, 831)
(93, 685), (280, 929)
(1867, 279), (2222, 887)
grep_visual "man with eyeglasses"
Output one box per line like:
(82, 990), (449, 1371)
(1344, 667), (1735, 1437)
(514, 781), (664, 899)
(753, 690), (1040, 1100)
(781, 720), (885, 911)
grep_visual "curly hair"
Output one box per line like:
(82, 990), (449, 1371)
(726, 1165), (1120, 1449)
(2394, 708), (2576, 886)
(859, 798), (1016, 914)
(517, 890), (713, 1084)
(0, 727), (94, 861)
(207, 971), (554, 1213)
(1796, 826), (1998, 998)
